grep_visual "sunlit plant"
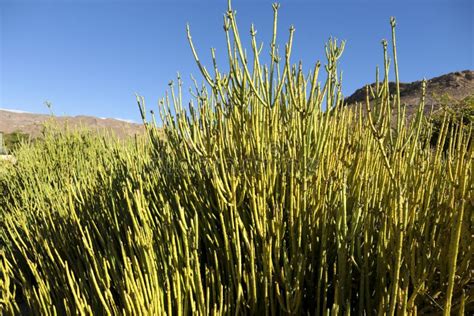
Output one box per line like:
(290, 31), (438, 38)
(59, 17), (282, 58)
(1, 1), (472, 315)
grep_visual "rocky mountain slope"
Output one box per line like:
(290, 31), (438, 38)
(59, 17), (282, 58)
(1, 70), (472, 139)
(0, 110), (144, 139)
(344, 70), (473, 117)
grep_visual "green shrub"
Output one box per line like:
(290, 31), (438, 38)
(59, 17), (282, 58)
(2, 132), (31, 154)
(0, 2), (472, 315)
(428, 94), (473, 149)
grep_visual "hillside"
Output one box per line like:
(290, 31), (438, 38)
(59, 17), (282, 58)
(1, 70), (472, 140)
(344, 70), (473, 117)
(0, 110), (144, 139)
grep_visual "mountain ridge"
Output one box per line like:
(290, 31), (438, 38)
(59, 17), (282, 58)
(1, 70), (472, 139)
(0, 110), (144, 139)
(344, 70), (473, 117)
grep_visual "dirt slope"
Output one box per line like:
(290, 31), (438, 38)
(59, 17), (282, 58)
(344, 70), (473, 117)
(0, 110), (144, 139)
(1, 70), (472, 138)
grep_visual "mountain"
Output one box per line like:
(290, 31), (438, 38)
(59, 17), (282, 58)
(1, 70), (472, 139)
(0, 110), (144, 139)
(344, 70), (473, 117)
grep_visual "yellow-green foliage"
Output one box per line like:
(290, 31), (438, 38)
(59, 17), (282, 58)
(1, 2), (473, 315)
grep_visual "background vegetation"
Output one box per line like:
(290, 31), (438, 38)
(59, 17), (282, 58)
(428, 94), (473, 148)
(1, 132), (31, 154)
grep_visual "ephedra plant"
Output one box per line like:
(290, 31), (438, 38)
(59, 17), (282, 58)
(1, 1), (472, 314)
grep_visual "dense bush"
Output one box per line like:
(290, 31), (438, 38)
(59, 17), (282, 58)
(428, 94), (473, 149)
(1, 2), (472, 315)
(3, 132), (31, 153)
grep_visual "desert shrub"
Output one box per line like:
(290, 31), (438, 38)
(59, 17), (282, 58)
(0, 2), (472, 315)
(428, 94), (473, 149)
(2, 132), (31, 154)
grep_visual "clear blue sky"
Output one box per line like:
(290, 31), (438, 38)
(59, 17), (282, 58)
(1, 0), (472, 122)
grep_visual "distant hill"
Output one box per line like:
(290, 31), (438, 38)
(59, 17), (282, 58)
(344, 70), (473, 118)
(1, 70), (472, 140)
(0, 110), (144, 139)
